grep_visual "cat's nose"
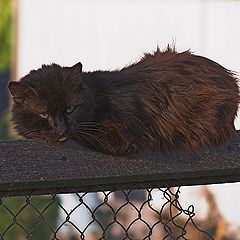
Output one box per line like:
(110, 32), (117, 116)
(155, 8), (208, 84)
(55, 119), (68, 142)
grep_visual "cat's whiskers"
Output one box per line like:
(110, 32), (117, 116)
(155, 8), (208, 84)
(23, 129), (40, 138)
(75, 130), (104, 152)
(75, 135), (97, 154)
(80, 135), (102, 153)
(76, 134), (101, 152)
(78, 122), (103, 127)
(77, 130), (103, 146)
(78, 127), (105, 134)
(80, 127), (104, 135)
(76, 122), (106, 134)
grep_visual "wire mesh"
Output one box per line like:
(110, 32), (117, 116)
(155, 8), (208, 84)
(0, 187), (213, 240)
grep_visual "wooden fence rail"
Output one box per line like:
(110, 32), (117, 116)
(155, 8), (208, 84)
(0, 131), (240, 197)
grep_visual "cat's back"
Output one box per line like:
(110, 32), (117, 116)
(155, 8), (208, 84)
(121, 47), (238, 102)
(128, 48), (235, 82)
(117, 48), (239, 152)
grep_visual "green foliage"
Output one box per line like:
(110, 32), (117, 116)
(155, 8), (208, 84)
(0, 0), (12, 72)
(0, 195), (59, 240)
(0, 109), (11, 139)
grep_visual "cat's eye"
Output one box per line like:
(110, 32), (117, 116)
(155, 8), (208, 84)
(39, 112), (49, 119)
(66, 106), (75, 114)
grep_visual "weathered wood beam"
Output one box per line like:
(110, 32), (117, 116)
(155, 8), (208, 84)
(0, 131), (240, 197)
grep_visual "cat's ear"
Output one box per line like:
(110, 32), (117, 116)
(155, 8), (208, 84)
(68, 62), (83, 78)
(8, 81), (37, 104)
(71, 62), (82, 72)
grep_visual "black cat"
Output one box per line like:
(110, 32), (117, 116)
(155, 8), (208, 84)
(9, 47), (239, 155)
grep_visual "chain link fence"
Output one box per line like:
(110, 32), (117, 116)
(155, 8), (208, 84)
(0, 187), (214, 240)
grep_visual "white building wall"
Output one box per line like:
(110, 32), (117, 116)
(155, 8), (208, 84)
(18, 0), (240, 70)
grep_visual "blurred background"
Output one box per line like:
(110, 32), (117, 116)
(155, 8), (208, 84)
(1, 0), (240, 239)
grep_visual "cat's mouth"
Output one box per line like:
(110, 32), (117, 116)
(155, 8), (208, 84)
(58, 135), (68, 142)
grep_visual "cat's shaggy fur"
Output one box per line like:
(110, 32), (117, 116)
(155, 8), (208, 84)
(9, 47), (239, 155)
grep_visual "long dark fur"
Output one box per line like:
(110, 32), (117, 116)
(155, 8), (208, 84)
(9, 47), (239, 155)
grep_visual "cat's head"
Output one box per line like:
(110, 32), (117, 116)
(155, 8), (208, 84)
(8, 62), (95, 143)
